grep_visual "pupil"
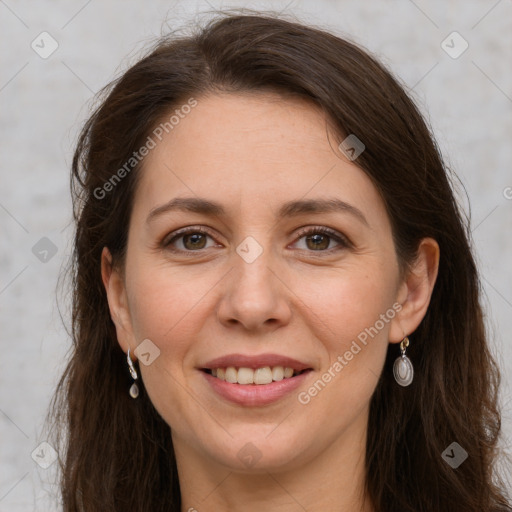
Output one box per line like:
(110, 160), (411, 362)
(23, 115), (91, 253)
(185, 233), (206, 249)
(307, 234), (329, 250)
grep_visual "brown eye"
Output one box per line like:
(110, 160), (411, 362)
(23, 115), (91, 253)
(292, 226), (350, 253)
(182, 233), (208, 250)
(164, 228), (218, 252)
(305, 233), (330, 250)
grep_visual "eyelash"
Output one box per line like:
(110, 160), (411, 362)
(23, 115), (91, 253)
(162, 225), (351, 255)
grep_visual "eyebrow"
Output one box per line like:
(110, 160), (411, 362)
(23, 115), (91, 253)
(146, 196), (369, 227)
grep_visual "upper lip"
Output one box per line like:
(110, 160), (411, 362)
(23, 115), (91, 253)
(200, 353), (313, 371)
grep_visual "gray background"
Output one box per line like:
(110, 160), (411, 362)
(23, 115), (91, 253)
(1, 0), (511, 510)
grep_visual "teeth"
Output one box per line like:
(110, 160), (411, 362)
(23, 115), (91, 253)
(254, 367), (273, 385)
(209, 365), (302, 385)
(225, 367), (238, 383)
(237, 367), (254, 385)
(272, 366), (284, 381)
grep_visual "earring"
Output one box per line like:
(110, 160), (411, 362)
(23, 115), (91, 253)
(393, 336), (414, 387)
(127, 348), (139, 398)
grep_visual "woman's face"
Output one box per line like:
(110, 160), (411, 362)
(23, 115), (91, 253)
(109, 92), (409, 472)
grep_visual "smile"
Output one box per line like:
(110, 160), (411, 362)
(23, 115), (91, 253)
(202, 366), (309, 385)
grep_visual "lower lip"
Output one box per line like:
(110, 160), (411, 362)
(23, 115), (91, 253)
(201, 370), (312, 406)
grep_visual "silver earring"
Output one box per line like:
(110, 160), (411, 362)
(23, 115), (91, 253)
(127, 348), (139, 398)
(393, 336), (414, 387)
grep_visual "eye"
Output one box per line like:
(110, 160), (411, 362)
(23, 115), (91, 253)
(292, 226), (350, 252)
(162, 225), (351, 254)
(163, 227), (219, 252)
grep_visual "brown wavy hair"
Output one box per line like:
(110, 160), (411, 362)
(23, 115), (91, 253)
(48, 10), (511, 512)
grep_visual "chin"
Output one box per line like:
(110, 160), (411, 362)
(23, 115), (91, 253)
(207, 434), (309, 473)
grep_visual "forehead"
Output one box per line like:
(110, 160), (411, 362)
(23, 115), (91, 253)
(132, 92), (386, 224)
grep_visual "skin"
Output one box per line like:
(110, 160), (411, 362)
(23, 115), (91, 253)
(101, 92), (439, 512)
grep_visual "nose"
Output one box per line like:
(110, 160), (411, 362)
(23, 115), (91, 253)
(216, 248), (292, 332)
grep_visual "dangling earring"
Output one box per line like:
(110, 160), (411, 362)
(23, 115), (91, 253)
(393, 336), (414, 387)
(127, 348), (139, 398)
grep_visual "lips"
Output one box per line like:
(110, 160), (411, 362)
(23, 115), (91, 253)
(198, 353), (314, 406)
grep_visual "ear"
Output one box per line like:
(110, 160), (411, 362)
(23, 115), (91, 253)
(100, 246), (136, 357)
(389, 237), (440, 343)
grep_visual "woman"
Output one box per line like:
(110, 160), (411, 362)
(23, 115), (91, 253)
(48, 11), (511, 512)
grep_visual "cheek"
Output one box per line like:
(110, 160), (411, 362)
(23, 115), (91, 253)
(124, 263), (215, 427)
(294, 265), (396, 405)
(126, 261), (222, 343)
(124, 260), (230, 412)
(299, 263), (397, 343)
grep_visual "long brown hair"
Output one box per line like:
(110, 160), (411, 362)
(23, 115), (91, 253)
(48, 10), (511, 511)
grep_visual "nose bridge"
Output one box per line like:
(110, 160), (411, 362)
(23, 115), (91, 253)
(235, 249), (273, 289)
(232, 234), (278, 303)
(216, 233), (292, 330)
